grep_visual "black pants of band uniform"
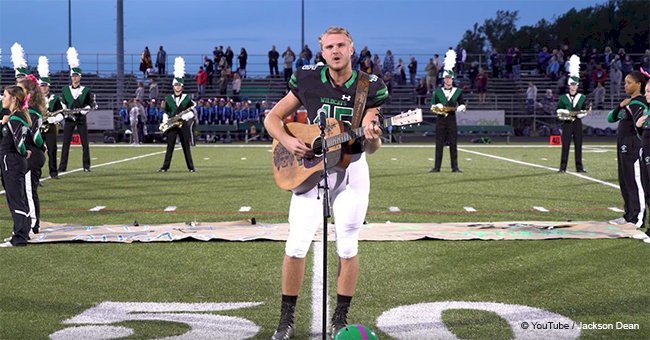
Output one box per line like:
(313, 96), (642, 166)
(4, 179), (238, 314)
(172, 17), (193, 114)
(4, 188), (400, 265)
(0, 152), (30, 246)
(559, 119), (584, 171)
(43, 124), (58, 177)
(161, 124), (194, 170)
(617, 135), (645, 226)
(26, 148), (45, 232)
(59, 116), (90, 171)
(434, 114), (459, 170)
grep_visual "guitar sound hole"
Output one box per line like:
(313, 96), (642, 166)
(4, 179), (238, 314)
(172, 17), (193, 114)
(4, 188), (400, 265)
(312, 137), (323, 157)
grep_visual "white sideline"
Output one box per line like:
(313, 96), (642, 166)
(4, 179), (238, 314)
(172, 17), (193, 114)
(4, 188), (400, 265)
(310, 241), (328, 339)
(457, 148), (620, 190)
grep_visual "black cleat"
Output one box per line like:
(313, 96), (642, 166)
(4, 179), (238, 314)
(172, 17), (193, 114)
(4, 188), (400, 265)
(189, 168), (196, 173)
(271, 302), (295, 340)
(429, 168), (440, 173)
(452, 168), (463, 173)
(83, 168), (91, 172)
(158, 168), (167, 173)
(558, 169), (566, 173)
(51, 174), (59, 179)
(330, 305), (349, 338)
(577, 169), (587, 173)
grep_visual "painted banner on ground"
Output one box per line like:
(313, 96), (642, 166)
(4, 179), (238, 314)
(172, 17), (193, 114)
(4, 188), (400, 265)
(30, 220), (640, 243)
(458, 110), (505, 126)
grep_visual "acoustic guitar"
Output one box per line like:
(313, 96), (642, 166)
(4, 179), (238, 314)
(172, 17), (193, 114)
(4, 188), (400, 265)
(271, 108), (423, 193)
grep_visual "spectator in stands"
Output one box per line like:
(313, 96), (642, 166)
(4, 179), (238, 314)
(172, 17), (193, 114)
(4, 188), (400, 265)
(213, 46), (224, 71)
(204, 56), (214, 88)
(301, 44), (313, 64)
(468, 61), (479, 91)
(136, 99), (146, 143)
(424, 58), (438, 92)
(282, 47), (296, 82)
(139, 47), (152, 78)
(195, 66), (207, 98)
(268, 45), (280, 77)
(218, 55), (228, 80)
(537, 46), (549, 75)
(505, 48), (515, 79)
(156, 46), (167, 74)
(593, 82), (606, 109)
(546, 56), (560, 80)
(603, 46), (614, 69)
(415, 78), (428, 105)
(592, 63), (607, 87)
(408, 56), (417, 85)
(359, 46), (371, 64)
(589, 48), (600, 65)
(360, 57), (373, 74)
(541, 89), (556, 115)
(119, 100), (129, 129)
(232, 73), (241, 102)
(526, 82), (538, 114)
(396, 58), (406, 85)
(490, 48), (501, 78)
(621, 54), (634, 79)
(128, 99), (140, 145)
(617, 48), (626, 64)
(296, 52), (309, 70)
(383, 49), (394, 75)
(135, 81), (145, 102)
(314, 52), (324, 65)
(610, 62), (623, 103)
(372, 54), (382, 77)
(610, 54), (622, 71)
(642, 49), (650, 71)
(238, 48), (248, 78)
(218, 65), (229, 96)
(512, 47), (522, 80)
(148, 99), (158, 124)
(223, 46), (233, 69)
(149, 77), (158, 102)
(456, 45), (467, 77)
(475, 68), (488, 103)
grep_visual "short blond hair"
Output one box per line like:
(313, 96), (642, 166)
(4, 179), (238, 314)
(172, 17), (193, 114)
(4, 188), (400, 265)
(319, 26), (354, 49)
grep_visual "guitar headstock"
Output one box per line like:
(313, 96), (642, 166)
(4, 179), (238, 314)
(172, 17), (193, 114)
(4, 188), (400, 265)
(388, 108), (423, 127)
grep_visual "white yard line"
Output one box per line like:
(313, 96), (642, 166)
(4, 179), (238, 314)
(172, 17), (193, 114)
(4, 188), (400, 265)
(464, 207), (477, 212)
(458, 148), (620, 190)
(533, 206), (550, 212)
(310, 241), (327, 339)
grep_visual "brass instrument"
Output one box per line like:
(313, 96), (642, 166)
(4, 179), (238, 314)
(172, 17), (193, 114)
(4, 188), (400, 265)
(159, 105), (196, 132)
(431, 106), (456, 117)
(557, 103), (592, 122)
(41, 109), (64, 133)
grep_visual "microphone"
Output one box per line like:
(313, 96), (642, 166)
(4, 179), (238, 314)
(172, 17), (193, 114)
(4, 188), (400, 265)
(317, 107), (327, 130)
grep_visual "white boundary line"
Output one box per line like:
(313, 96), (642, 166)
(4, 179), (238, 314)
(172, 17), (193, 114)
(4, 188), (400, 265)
(457, 148), (620, 190)
(82, 143), (618, 149)
(310, 241), (327, 339)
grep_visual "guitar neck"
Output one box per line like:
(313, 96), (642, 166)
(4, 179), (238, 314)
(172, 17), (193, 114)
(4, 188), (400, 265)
(325, 118), (391, 148)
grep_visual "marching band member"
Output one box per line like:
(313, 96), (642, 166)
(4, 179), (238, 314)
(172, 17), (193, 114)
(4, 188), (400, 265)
(37, 56), (64, 179)
(430, 49), (466, 173)
(557, 55), (588, 173)
(158, 57), (196, 172)
(58, 47), (95, 173)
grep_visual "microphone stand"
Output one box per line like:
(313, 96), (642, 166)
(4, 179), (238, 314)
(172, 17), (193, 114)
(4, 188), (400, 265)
(317, 109), (330, 339)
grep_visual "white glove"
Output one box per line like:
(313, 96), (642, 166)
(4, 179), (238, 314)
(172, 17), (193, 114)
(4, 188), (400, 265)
(556, 109), (569, 115)
(576, 113), (586, 119)
(55, 113), (64, 123)
(61, 103), (68, 110)
(457, 104), (466, 113)
(181, 111), (195, 121)
(435, 103), (444, 109)
(80, 105), (91, 115)
(162, 114), (169, 124)
(47, 117), (57, 124)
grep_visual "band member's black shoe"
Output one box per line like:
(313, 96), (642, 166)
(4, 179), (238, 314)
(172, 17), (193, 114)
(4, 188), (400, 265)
(158, 168), (167, 173)
(558, 169), (566, 173)
(189, 168), (196, 173)
(577, 169), (587, 173)
(452, 168), (463, 173)
(429, 168), (440, 173)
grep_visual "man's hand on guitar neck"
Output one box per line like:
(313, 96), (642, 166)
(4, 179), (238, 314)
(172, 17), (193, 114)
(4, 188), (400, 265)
(362, 108), (382, 154)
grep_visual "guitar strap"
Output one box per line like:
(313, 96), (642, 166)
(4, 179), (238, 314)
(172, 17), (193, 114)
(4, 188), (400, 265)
(350, 72), (369, 129)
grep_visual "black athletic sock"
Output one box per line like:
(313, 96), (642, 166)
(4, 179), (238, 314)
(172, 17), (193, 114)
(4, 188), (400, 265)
(282, 294), (298, 305)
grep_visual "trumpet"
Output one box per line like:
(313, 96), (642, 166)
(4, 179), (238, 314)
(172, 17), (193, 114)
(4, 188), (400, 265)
(159, 105), (196, 133)
(431, 105), (456, 117)
(557, 103), (592, 121)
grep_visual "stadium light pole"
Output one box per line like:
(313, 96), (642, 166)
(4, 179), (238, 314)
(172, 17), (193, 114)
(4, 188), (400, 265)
(301, 0), (304, 52)
(116, 0), (124, 103)
(68, 0), (72, 47)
